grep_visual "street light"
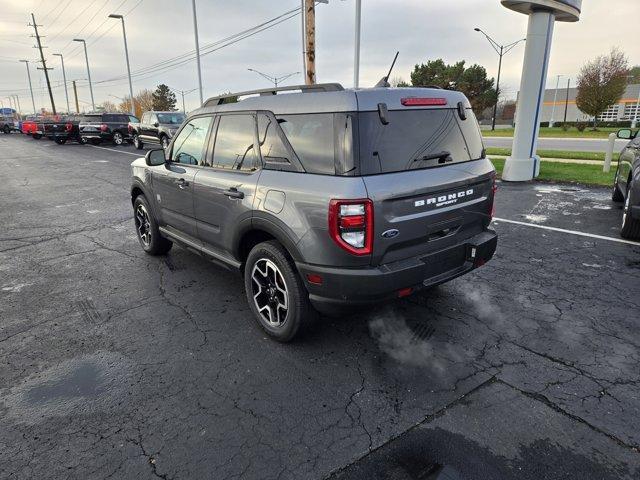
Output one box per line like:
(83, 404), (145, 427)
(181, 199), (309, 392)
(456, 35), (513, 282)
(247, 68), (301, 88)
(52, 54), (70, 113)
(13, 95), (21, 115)
(108, 14), (135, 115)
(19, 60), (36, 114)
(474, 28), (526, 131)
(191, 0), (204, 105)
(73, 39), (95, 111)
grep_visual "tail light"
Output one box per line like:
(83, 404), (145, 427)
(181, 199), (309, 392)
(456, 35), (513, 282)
(128, 124), (133, 134)
(488, 174), (497, 220)
(65, 122), (72, 132)
(100, 124), (108, 132)
(329, 199), (373, 256)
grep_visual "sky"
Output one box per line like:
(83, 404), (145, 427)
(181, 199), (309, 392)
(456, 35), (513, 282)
(0, 0), (638, 114)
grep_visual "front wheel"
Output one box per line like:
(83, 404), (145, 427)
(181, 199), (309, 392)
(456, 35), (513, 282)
(112, 131), (124, 146)
(54, 138), (67, 145)
(620, 190), (640, 239)
(244, 241), (316, 342)
(78, 136), (88, 145)
(133, 134), (144, 150)
(133, 195), (172, 255)
(32, 133), (42, 140)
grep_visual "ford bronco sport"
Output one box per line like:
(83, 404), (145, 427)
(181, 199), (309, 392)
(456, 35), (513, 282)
(130, 83), (497, 341)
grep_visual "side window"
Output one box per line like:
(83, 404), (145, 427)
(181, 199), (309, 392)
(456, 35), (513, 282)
(171, 116), (213, 166)
(212, 114), (258, 171)
(277, 114), (335, 175)
(257, 114), (291, 167)
(129, 115), (139, 123)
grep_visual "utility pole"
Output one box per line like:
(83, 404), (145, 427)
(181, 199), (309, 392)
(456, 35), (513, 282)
(72, 80), (80, 113)
(191, 0), (204, 105)
(300, 0), (306, 80)
(53, 54), (70, 113)
(304, 0), (316, 84)
(353, 0), (361, 88)
(29, 13), (56, 115)
(563, 77), (570, 124)
(19, 60), (36, 114)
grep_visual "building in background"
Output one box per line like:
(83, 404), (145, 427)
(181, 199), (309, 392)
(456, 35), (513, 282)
(527, 83), (640, 123)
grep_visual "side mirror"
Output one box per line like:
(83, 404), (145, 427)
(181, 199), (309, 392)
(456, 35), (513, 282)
(153, 122), (160, 127)
(617, 129), (633, 140)
(145, 148), (167, 166)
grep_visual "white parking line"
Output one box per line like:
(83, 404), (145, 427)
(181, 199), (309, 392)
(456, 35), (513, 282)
(493, 217), (640, 246)
(89, 145), (142, 157)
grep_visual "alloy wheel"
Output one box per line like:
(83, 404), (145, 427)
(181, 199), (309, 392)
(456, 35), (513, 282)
(135, 204), (152, 247)
(134, 135), (140, 148)
(251, 258), (289, 327)
(113, 132), (123, 145)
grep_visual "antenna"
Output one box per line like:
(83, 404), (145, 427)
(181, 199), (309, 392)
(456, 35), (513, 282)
(374, 51), (399, 88)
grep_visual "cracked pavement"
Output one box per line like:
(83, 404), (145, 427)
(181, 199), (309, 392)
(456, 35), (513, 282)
(0, 134), (639, 479)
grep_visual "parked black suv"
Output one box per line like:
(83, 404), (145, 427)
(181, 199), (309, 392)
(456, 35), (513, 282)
(79, 112), (139, 145)
(131, 84), (497, 341)
(130, 111), (185, 150)
(612, 128), (640, 239)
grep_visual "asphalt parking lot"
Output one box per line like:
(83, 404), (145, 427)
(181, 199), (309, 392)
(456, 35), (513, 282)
(1, 133), (639, 480)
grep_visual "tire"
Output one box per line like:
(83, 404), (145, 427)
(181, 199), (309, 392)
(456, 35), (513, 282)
(620, 188), (640, 240)
(133, 195), (172, 255)
(133, 134), (144, 150)
(112, 131), (124, 146)
(244, 240), (317, 342)
(32, 133), (42, 140)
(90, 139), (101, 146)
(78, 136), (88, 145)
(2, 126), (9, 134)
(54, 138), (67, 145)
(160, 135), (170, 150)
(612, 170), (624, 202)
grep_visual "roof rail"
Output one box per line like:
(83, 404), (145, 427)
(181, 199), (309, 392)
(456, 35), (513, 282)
(203, 83), (345, 107)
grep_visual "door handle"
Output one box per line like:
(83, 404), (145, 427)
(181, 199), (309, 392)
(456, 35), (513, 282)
(223, 188), (244, 199)
(177, 178), (189, 189)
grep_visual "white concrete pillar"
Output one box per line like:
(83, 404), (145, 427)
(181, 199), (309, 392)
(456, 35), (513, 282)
(503, 10), (555, 181)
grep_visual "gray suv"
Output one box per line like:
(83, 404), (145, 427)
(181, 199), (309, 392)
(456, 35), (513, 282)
(130, 84), (497, 341)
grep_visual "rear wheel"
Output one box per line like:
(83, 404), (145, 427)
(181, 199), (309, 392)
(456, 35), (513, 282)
(133, 195), (172, 255)
(133, 134), (144, 150)
(620, 188), (640, 240)
(54, 138), (67, 145)
(112, 131), (124, 146)
(32, 133), (42, 140)
(2, 126), (10, 134)
(78, 136), (88, 145)
(244, 240), (316, 342)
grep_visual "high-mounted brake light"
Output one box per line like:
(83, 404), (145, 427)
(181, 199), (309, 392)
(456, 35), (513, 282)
(128, 124), (133, 134)
(329, 199), (373, 256)
(401, 97), (447, 107)
(100, 123), (108, 132)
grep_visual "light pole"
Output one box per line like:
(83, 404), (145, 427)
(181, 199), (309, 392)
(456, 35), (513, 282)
(548, 74), (566, 128)
(247, 69), (300, 88)
(108, 14), (135, 115)
(191, 0), (204, 105)
(13, 95), (22, 115)
(73, 39), (95, 111)
(52, 53), (70, 113)
(353, 0), (361, 88)
(474, 28), (525, 131)
(19, 60), (36, 114)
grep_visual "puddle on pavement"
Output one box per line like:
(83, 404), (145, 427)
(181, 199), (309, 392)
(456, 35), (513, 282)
(1, 351), (135, 425)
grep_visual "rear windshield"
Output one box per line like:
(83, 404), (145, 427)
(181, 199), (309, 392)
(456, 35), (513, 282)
(157, 113), (185, 124)
(358, 108), (484, 175)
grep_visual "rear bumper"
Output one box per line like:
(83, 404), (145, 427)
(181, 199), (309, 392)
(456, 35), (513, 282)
(297, 229), (497, 314)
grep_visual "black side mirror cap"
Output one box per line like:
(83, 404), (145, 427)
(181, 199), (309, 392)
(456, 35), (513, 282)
(145, 148), (166, 166)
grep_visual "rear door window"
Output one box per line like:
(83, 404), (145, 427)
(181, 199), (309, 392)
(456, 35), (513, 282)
(276, 114), (335, 175)
(211, 114), (258, 171)
(358, 108), (484, 175)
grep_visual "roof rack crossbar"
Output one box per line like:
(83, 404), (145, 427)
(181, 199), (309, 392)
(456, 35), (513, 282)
(203, 83), (344, 107)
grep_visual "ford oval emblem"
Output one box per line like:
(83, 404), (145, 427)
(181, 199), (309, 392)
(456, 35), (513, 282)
(381, 229), (399, 239)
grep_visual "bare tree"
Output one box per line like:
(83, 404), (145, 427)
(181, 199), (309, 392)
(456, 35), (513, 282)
(119, 89), (154, 118)
(576, 48), (628, 128)
(100, 100), (118, 112)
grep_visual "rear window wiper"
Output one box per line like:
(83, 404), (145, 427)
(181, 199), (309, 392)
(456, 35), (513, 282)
(413, 151), (452, 164)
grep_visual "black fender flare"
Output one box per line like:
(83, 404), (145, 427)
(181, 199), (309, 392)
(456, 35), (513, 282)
(234, 214), (304, 263)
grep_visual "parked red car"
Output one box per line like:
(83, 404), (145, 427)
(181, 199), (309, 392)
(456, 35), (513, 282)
(21, 116), (41, 138)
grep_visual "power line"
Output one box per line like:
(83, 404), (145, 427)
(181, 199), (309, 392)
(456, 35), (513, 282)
(47, 0), (102, 44)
